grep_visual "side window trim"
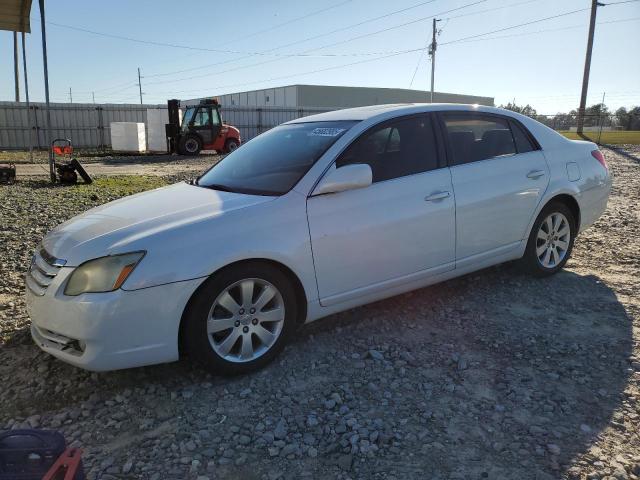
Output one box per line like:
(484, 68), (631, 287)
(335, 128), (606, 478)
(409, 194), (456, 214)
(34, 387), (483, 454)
(427, 112), (447, 169)
(434, 112), (452, 167)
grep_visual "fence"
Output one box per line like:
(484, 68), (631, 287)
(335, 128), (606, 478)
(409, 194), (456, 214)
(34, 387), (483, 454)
(1, 102), (637, 150)
(530, 113), (640, 132)
(0, 102), (331, 150)
(0, 102), (166, 150)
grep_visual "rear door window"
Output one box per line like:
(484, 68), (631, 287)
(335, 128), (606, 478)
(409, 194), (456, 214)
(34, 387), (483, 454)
(442, 113), (517, 166)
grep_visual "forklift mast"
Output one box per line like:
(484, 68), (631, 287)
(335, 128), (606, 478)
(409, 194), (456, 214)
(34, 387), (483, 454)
(165, 99), (180, 154)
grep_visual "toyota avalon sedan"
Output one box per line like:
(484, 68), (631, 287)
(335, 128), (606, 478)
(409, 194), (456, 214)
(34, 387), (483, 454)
(26, 104), (611, 374)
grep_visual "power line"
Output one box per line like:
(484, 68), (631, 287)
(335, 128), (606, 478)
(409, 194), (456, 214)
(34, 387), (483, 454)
(43, 0), (413, 61)
(143, 0), (487, 87)
(441, 0), (539, 20)
(409, 36), (430, 87)
(143, 0), (604, 87)
(141, 0), (539, 80)
(600, 0), (640, 4)
(46, 20), (417, 60)
(142, 9), (636, 100)
(216, 0), (354, 46)
(439, 7), (592, 46)
(142, 0), (442, 78)
(450, 16), (640, 44)
(49, 1), (638, 102)
(46, 21), (274, 54)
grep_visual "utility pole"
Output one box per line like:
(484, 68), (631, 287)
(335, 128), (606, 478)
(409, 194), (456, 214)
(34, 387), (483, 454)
(137, 67), (143, 105)
(39, 0), (56, 182)
(92, 92), (95, 104)
(21, 32), (33, 162)
(13, 32), (20, 101)
(429, 18), (441, 103)
(577, 0), (604, 134)
(69, 87), (73, 103)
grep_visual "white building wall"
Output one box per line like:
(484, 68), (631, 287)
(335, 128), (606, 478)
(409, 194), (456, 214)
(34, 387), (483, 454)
(183, 84), (493, 109)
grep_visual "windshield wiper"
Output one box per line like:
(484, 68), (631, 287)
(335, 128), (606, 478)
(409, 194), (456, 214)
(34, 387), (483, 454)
(198, 183), (238, 193)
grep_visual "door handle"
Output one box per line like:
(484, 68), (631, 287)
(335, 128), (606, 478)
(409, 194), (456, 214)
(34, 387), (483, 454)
(526, 170), (546, 179)
(424, 191), (450, 202)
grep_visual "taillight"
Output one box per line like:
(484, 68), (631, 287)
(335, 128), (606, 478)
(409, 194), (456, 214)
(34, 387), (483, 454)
(591, 150), (608, 170)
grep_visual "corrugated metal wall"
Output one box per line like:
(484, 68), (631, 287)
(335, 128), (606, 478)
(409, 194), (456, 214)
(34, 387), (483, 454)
(0, 102), (330, 150)
(0, 102), (166, 150)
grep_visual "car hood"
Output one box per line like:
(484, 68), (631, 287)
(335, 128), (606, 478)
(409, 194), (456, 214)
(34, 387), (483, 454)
(42, 182), (274, 266)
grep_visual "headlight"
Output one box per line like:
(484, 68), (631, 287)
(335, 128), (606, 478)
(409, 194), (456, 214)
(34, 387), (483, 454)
(64, 252), (145, 296)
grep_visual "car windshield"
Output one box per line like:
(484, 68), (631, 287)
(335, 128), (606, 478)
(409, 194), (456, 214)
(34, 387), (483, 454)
(196, 121), (357, 195)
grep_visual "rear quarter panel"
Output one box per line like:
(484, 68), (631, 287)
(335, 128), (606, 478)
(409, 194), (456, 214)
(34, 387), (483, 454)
(515, 115), (611, 235)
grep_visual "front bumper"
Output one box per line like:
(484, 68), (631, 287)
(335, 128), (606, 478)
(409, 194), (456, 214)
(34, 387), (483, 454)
(26, 267), (204, 371)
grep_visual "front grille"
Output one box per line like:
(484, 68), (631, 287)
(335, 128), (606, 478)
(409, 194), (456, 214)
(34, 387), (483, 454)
(26, 247), (66, 296)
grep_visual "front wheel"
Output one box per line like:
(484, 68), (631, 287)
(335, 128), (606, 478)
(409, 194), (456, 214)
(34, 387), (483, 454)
(521, 202), (576, 276)
(182, 263), (297, 375)
(178, 135), (202, 156)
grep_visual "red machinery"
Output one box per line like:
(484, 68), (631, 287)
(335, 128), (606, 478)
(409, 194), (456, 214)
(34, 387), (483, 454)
(51, 139), (92, 185)
(165, 98), (241, 156)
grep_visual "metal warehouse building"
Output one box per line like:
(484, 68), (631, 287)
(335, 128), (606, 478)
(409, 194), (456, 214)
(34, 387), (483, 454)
(186, 84), (494, 108)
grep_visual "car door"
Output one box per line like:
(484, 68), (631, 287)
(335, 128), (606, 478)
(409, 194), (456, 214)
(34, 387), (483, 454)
(439, 112), (549, 263)
(306, 114), (455, 306)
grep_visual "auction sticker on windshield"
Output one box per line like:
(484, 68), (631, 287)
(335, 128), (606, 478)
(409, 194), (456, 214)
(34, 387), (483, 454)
(309, 127), (346, 137)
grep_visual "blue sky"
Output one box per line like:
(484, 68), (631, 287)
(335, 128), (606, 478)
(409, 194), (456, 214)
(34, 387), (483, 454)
(1, 0), (638, 113)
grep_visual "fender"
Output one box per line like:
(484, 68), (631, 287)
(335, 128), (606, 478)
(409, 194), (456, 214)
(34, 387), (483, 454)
(120, 190), (319, 302)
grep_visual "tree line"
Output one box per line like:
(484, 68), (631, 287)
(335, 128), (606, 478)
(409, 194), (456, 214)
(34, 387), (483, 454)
(499, 102), (640, 131)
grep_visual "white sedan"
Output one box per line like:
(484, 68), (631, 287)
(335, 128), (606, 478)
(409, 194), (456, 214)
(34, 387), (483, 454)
(26, 104), (611, 374)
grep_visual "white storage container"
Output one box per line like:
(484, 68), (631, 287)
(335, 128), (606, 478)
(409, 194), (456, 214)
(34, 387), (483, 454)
(110, 122), (146, 152)
(146, 109), (169, 152)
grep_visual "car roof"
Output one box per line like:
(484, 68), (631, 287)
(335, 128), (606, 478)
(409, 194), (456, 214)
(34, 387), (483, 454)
(286, 103), (510, 123)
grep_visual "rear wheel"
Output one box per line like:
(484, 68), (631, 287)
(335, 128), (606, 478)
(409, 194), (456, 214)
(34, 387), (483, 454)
(224, 138), (240, 153)
(521, 202), (576, 276)
(183, 263), (297, 375)
(178, 135), (202, 156)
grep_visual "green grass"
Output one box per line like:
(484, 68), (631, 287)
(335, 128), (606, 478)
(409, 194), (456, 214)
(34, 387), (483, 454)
(80, 176), (168, 195)
(559, 130), (640, 145)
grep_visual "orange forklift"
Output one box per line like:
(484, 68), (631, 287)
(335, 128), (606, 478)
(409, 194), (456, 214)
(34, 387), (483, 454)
(165, 98), (241, 155)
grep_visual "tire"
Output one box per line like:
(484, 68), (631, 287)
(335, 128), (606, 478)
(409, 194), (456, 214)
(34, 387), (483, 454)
(178, 135), (202, 156)
(183, 262), (297, 375)
(224, 138), (240, 153)
(521, 201), (576, 277)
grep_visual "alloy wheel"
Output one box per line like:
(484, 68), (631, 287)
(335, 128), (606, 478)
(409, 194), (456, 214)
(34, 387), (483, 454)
(535, 212), (571, 268)
(207, 278), (285, 363)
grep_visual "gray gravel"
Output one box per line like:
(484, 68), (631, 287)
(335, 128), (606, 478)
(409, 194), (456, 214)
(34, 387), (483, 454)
(1, 147), (639, 479)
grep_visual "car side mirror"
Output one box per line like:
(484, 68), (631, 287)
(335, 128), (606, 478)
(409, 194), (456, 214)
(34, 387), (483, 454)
(312, 163), (372, 196)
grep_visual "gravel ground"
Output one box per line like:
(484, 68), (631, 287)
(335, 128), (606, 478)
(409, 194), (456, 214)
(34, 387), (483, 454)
(0, 147), (638, 480)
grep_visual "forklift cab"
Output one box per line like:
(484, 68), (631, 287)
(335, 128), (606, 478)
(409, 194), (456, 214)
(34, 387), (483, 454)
(181, 102), (222, 149)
